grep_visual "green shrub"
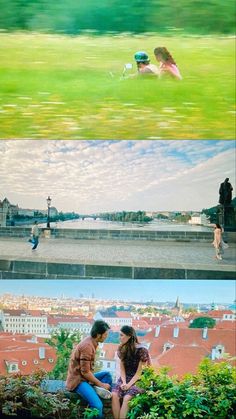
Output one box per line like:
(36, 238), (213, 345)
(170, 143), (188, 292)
(0, 371), (80, 418)
(128, 360), (236, 419)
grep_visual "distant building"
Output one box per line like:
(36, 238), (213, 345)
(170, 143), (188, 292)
(0, 309), (48, 336)
(0, 196), (59, 223)
(189, 213), (210, 226)
(189, 309), (236, 324)
(94, 310), (132, 327)
(0, 198), (20, 226)
(49, 207), (58, 217)
(206, 309), (236, 322)
(47, 316), (92, 335)
(98, 343), (118, 380)
(17, 208), (36, 217)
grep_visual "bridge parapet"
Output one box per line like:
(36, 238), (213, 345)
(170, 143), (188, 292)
(1, 226), (235, 242)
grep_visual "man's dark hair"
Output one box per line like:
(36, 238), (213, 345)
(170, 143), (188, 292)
(91, 320), (110, 338)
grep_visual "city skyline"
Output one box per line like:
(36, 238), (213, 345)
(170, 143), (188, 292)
(0, 280), (235, 304)
(0, 140), (235, 213)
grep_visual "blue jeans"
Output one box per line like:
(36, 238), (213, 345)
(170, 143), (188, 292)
(32, 236), (39, 249)
(74, 371), (112, 419)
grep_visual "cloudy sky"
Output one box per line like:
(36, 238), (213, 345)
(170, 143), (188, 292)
(0, 140), (235, 213)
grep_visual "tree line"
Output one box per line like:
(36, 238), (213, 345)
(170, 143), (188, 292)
(100, 211), (152, 223)
(0, 0), (234, 34)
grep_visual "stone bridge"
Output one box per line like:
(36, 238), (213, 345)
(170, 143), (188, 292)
(0, 227), (235, 279)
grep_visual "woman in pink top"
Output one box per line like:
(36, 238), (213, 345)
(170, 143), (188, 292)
(154, 47), (182, 80)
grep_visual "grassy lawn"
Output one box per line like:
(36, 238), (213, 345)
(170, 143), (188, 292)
(0, 33), (235, 139)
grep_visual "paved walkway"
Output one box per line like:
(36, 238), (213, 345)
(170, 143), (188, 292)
(0, 237), (235, 272)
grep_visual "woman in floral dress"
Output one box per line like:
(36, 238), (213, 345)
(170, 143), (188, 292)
(112, 326), (151, 419)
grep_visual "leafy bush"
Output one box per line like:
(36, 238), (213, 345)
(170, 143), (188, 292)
(128, 360), (236, 419)
(0, 370), (80, 418)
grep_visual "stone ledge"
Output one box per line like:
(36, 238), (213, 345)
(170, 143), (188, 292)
(1, 227), (235, 242)
(41, 379), (113, 418)
(0, 258), (235, 279)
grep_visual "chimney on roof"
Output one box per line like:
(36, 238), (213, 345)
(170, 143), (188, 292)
(27, 335), (38, 344)
(211, 347), (217, 360)
(155, 325), (160, 337)
(39, 347), (45, 359)
(202, 327), (208, 339)
(173, 327), (179, 338)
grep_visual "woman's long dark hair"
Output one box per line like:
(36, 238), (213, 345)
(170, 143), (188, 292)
(119, 326), (139, 362)
(154, 47), (176, 65)
(215, 223), (222, 230)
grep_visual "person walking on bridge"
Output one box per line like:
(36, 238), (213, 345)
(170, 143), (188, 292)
(30, 220), (40, 250)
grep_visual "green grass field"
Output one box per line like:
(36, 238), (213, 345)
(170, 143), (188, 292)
(0, 33), (235, 139)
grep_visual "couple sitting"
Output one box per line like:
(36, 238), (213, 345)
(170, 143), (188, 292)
(134, 47), (182, 80)
(66, 320), (151, 419)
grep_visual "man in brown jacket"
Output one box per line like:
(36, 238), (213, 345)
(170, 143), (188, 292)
(66, 320), (112, 418)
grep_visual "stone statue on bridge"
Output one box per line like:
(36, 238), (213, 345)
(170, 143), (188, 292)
(219, 178), (233, 206)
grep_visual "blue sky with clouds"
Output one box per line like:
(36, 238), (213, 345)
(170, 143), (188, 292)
(0, 140), (235, 213)
(0, 280), (235, 304)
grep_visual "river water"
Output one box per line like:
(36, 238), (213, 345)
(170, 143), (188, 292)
(47, 218), (212, 232)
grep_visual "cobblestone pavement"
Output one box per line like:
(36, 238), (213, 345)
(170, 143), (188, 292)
(0, 237), (235, 271)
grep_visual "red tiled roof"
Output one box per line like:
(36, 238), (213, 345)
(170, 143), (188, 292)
(3, 309), (46, 317)
(142, 326), (235, 359)
(215, 320), (236, 330)
(0, 336), (56, 376)
(132, 319), (150, 329)
(48, 316), (92, 325)
(153, 345), (209, 377)
(115, 312), (132, 318)
(0, 332), (42, 342)
(142, 317), (164, 325)
(207, 310), (234, 317)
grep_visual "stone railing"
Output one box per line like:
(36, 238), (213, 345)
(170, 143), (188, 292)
(0, 226), (235, 242)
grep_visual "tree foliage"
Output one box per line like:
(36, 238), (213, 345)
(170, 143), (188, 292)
(0, 0), (234, 34)
(100, 211), (152, 223)
(46, 329), (81, 380)
(189, 317), (216, 329)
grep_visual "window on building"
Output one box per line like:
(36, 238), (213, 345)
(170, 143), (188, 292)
(8, 363), (19, 373)
(163, 342), (174, 352)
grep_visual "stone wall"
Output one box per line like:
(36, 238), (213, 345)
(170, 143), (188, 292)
(0, 258), (235, 279)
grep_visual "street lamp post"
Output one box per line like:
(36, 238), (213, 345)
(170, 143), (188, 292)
(46, 196), (52, 228)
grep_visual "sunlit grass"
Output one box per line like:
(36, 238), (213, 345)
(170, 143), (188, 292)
(0, 33), (235, 139)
